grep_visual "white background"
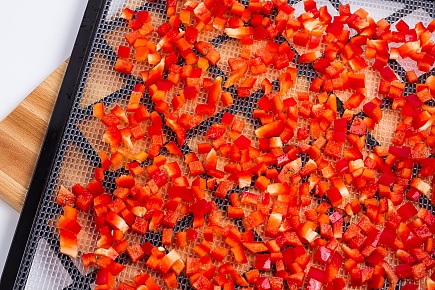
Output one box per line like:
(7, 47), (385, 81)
(0, 0), (88, 275)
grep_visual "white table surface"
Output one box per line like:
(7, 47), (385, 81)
(0, 0), (89, 277)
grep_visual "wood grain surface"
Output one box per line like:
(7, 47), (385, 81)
(0, 60), (68, 212)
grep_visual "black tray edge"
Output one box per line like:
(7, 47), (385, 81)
(0, 0), (107, 288)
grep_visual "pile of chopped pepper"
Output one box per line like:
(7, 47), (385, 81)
(55, 0), (435, 289)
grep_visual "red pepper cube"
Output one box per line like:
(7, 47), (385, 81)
(378, 172), (396, 187)
(293, 31), (310, 47)
(129, 125), (143, 140)
(115, 58), (134, 74)
(265, 212), (282, 238)
(186, 228), (198, 241)
(274, 53), (289, 70)
(253, 25), (269, 40)
(350, 232), (367, 250)
(127, 243), (145, 263)
(176, 232), (187, 247)
(221, 112), (235, 127)
(405, 70), (418, 84)
(56, 186), (76, 207)
(329, 212), (342, 226)
(401, 284), (419, 290)
(234, 135), (251, 149)
(194, 240), (212, 257)
(326, 187), (342, 207)
(117, 45), (130, 58)
(397, 202), (418, 221)
(204, 227), (214, 242)
(115, 175), (135, 188)
(307, 266), (325, 283)
(183, 26), (198, 43)
(411, 263), (427, 280)
(107, 198), (127, 214)
(132, 217), (148, 235)
(58, 216), (81, 236)
(378, 228), (398, 249)
(190, 199), (211, 217)
(132, 106), (150, 123)
(145, 255), (161, 270)
(250, 13), (264, 27)
(155, 22), (170, 38)
(63, 206), (78, 222)
(333, 118), (347, 132)
(146, 164), (160, 178)
(189, 160), (205, 176)
(136, 10), (151, 23)
(258, 96), (273, 111)
(342, 224), (361, 243)
(314, 246), (333, 264)
(137, 242), (153, 258)
(255, 254), (271, 271)
(161, 228), (173, 246)
(396, 263), (412, 279)
(335, 159), (349, 175)
(197, 142), (212, 154)
(81, 253), (97, 270)
(231, 244), (247, 264)
(161, 162), (180, 179)
(150, 170), (167, 188)
(255, 176), (270, 191)
(395, 19), (409, 32)
(324, 140), (343, 159)
(228, 206), (245, 218)
(191, 275), (213, 289)
(95, 268), (115, 286)
(121, 7), (135, 20)
(406, 187), (422, 201)
(94, 194), (111, 208)
(210, 246), (228, 262)
(163, 272), (178, 288)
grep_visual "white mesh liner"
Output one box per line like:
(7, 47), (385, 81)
(25, 239), (73, 290)
(341, 0), (405, 21)
(10, 0), (435, 289)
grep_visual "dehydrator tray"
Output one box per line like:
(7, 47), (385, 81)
(1, 0), (434, 289)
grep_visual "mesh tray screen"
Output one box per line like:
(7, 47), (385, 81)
(12, 0), (435, 289)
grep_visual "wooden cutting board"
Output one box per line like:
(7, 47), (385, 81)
(0, 60), (69, 212)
